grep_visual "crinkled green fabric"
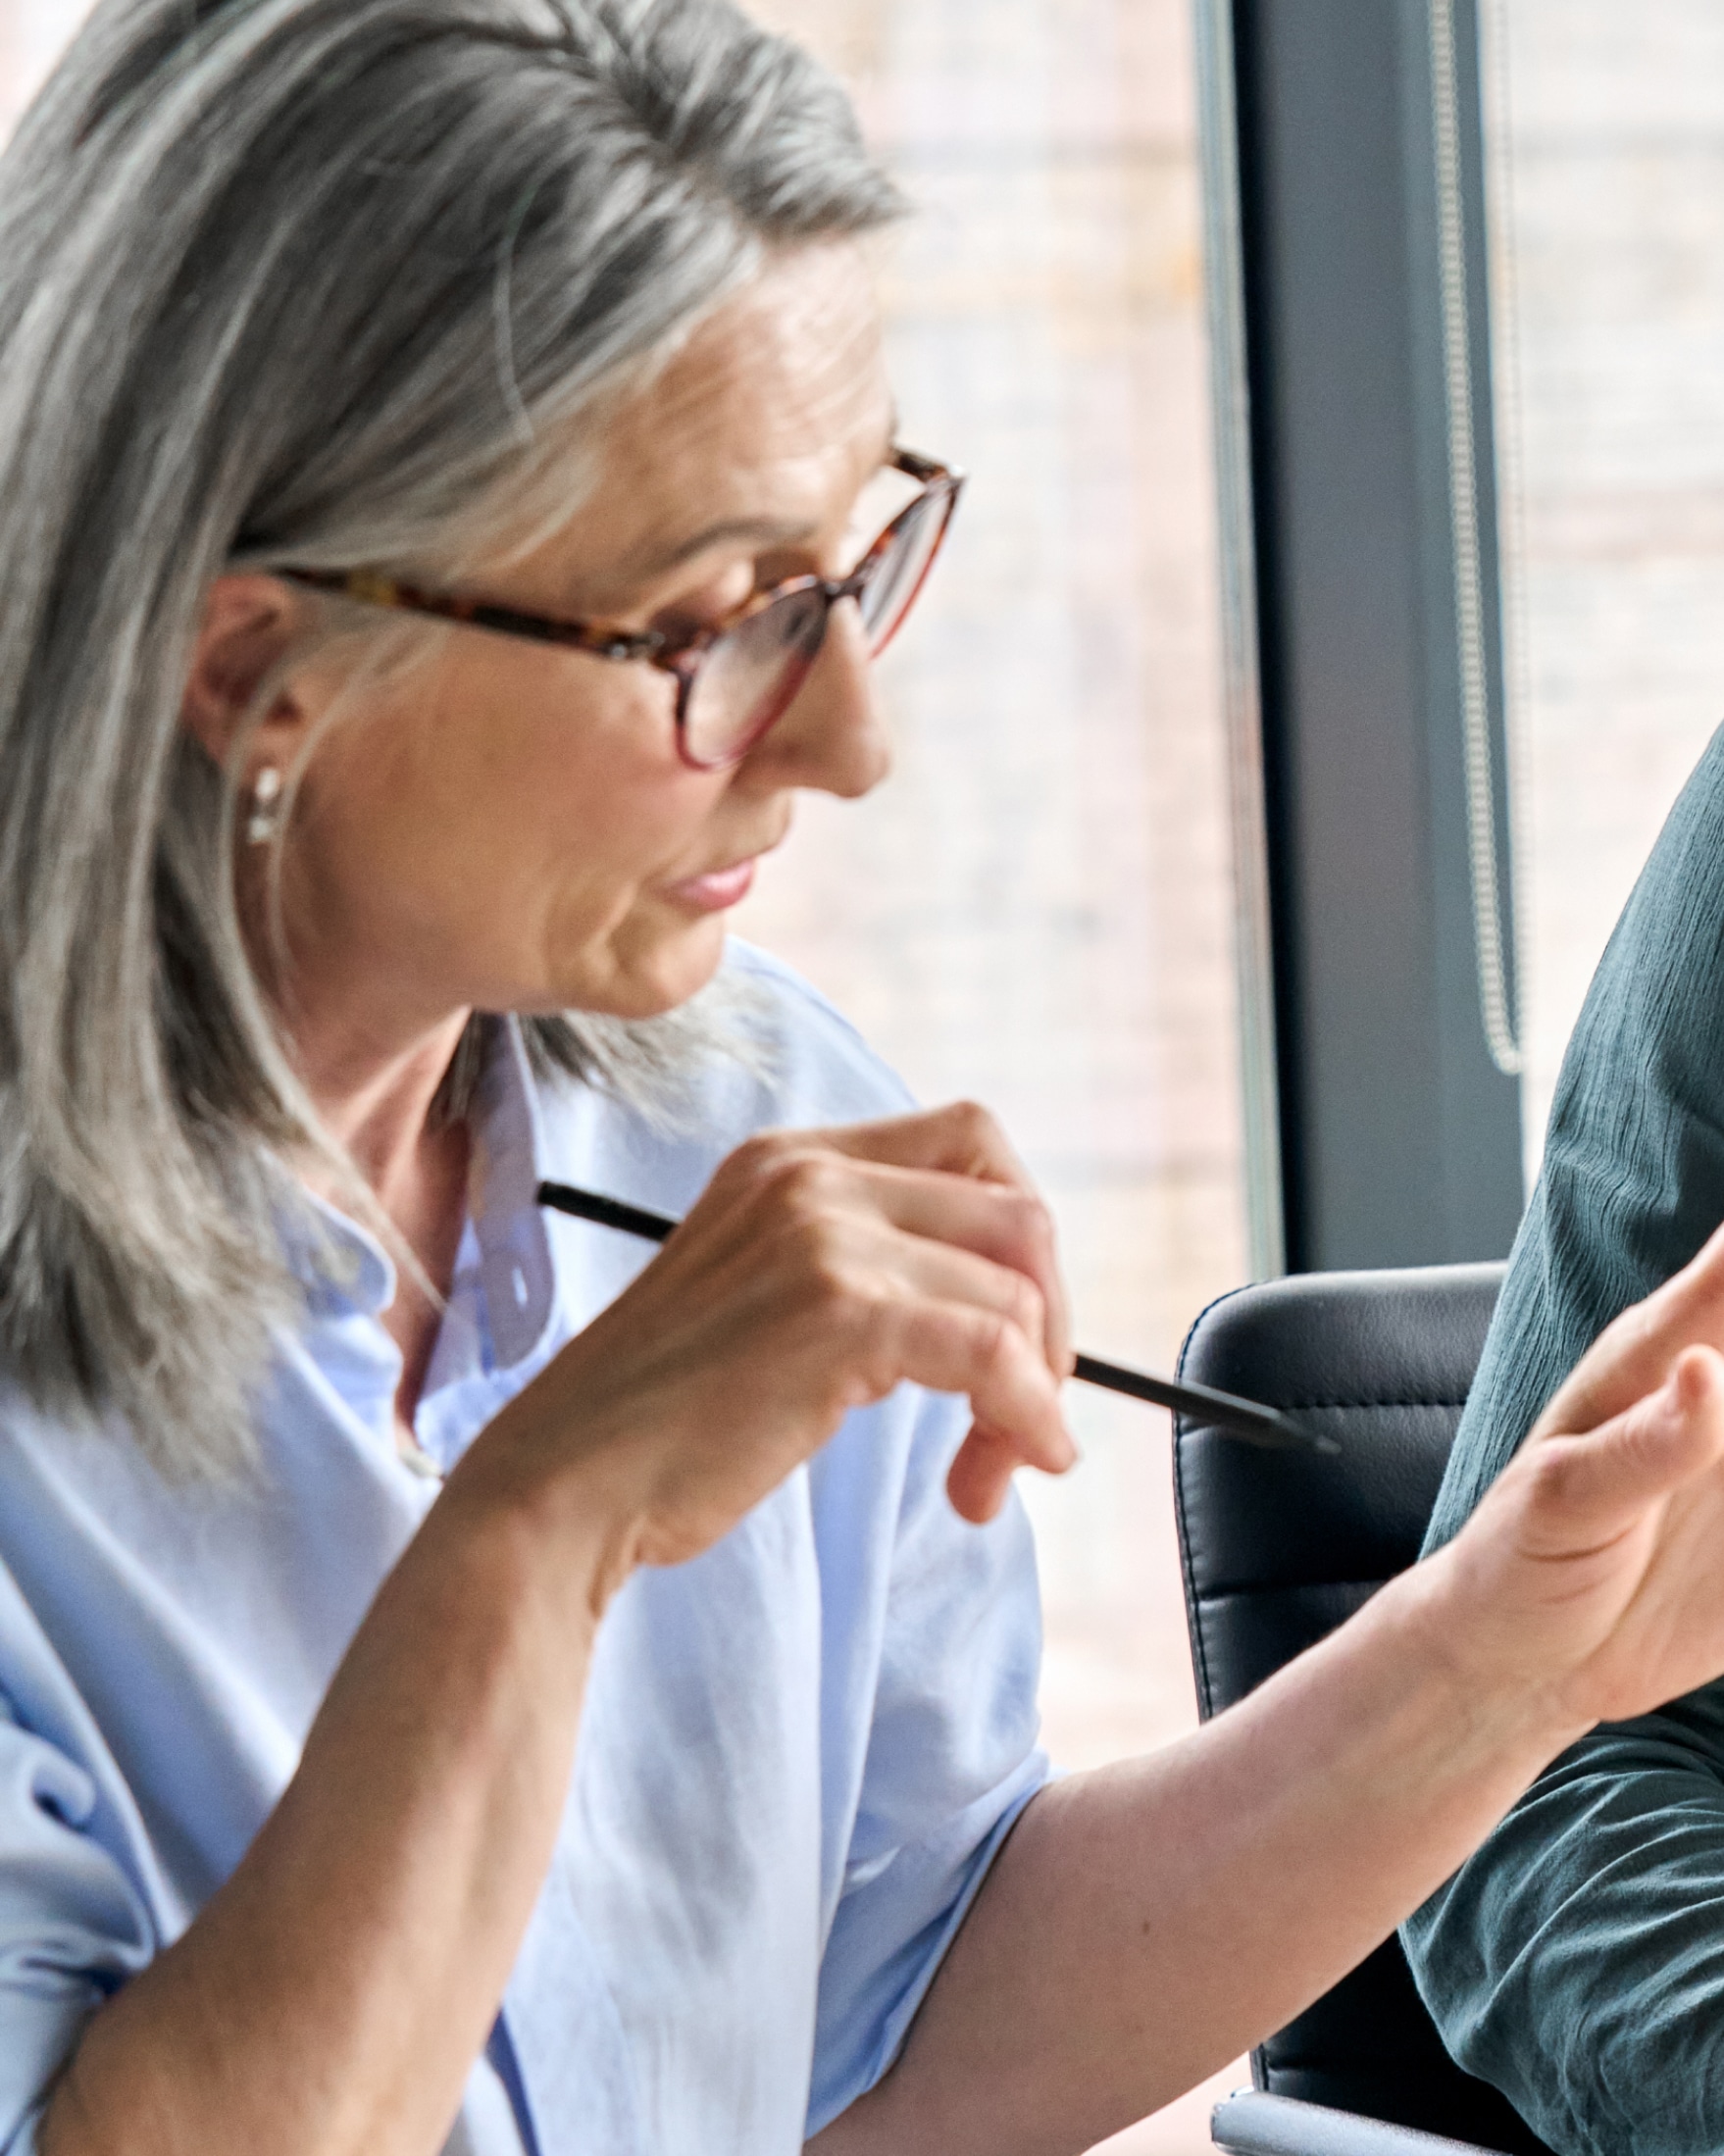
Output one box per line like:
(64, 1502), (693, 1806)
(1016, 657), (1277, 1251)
(1401, 722), (1724, 2155)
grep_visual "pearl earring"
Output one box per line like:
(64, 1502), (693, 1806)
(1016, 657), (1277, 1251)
(245, 767), (284, 847)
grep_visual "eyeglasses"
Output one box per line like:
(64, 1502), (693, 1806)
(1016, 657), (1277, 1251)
(279, 447), (963, 772)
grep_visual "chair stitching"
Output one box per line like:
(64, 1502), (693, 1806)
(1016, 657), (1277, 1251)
(1244, 1397), (1471, 1414)
(1200, 1577), (1391, 1602)
(1170, 1285), (1463, 1710)
(1172, 1429), (1218, 1720)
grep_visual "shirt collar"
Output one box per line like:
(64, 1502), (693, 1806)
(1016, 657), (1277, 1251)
(280, 1015), (558, 1372)
(466, 1016), (558, 1370)
(280, 1188), (396, 1321)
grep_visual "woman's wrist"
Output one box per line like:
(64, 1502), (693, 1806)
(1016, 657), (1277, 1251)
(440, 1394), (655, 1633)
(1365, 1548), (1597, 1784)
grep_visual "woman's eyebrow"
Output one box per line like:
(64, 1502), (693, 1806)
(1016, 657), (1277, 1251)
(622, 514), (820, 582)
(620, 422), (900, 584)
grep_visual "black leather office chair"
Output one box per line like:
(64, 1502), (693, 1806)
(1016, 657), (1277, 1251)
(1173, 1263), (1555, 2156)
(1209, 2089), (1532, 2156)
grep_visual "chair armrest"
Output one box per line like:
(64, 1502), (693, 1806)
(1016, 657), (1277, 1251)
(1211, 2091), (1507, 2156)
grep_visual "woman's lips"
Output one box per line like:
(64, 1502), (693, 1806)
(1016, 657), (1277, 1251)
(664, 858), (758, 913)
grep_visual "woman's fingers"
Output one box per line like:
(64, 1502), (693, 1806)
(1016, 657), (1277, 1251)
(1539, 1218), (1724, 1441)
(838, 1244), (1077, 1526)
(1551, 1348), (1724, 1726)
(945, 1427), (1028, 1527)
(792, 1105), (1074, 1379)
(555, 1135), (1079, 1550)
(715, 1140), (1060, 1365)
(831, 1160), (1065, 1364)
(755, 1146), (1081, 1488)
(820, 1223), (1077, 1479)
(1443, 1343), (1724, 1731)
(1479, 1222), (1724, 1725)
(1520, 1345), (1724, 1563)
(868, 1293), (1077, 1481)
(540, 1110), (1081, 1573)
(808, 1099), (1036, 1181)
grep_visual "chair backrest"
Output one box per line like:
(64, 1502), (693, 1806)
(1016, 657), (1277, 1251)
(1174, 1263), (1554, 2156)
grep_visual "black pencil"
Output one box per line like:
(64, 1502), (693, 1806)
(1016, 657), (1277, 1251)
(536, 1179), (1338, 1456)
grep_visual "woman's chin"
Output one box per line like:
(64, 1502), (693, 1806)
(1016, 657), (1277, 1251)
(541, 921), (730, 1022)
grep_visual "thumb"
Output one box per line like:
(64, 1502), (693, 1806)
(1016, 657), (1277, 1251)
(1518, 1344), (1724, 1559)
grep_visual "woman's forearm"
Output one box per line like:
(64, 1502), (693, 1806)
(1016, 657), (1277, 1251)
(821, 1241), (1724, 2156)
(40, 1427), (626, 2156)
(815, 1553), (1582, 2156)
(38, 1104), (1081, 2156)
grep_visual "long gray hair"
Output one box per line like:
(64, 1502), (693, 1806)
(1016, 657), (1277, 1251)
(0, 0), (900, 1478)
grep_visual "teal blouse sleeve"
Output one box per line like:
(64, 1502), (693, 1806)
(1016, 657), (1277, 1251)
(1400, 721), (1724, 2153)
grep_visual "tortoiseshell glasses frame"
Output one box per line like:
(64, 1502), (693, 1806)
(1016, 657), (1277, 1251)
(280, 447), (964, 772)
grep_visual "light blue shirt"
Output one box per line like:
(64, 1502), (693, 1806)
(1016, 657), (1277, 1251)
(0, 944), (1047, 2155)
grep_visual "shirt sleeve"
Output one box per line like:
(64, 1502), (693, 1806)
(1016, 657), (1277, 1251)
(1400, 721), (1724, 2154)
(0, 1695), (156, 2146)
(805, 1385), (1050, 2136)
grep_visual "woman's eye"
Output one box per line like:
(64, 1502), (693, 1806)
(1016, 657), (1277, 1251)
(654, 563), (760, 636)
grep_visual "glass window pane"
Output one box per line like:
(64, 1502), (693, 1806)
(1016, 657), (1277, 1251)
(1484, 1), (1724, 1156)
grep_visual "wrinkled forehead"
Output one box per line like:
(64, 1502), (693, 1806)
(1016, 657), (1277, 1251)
(584, 244), (894, 557)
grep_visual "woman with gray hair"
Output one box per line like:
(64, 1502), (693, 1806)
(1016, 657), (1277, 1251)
(8, 4), (1724, 2153)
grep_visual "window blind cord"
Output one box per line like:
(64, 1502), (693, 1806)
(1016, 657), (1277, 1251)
(1430, 0), (1525, 1080)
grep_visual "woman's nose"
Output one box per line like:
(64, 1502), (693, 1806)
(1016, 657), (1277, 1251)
(739, 600), (890, 800)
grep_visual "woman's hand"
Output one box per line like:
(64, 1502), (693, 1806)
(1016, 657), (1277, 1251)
(493, 1102), (1078, 1575)
(818, 1222), (1724, 2156)
(1414, 1217), (1724, 1740)
(47, 1099), (1072, 2156)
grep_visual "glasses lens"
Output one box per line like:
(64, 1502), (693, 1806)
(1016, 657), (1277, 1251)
(684, 583), (829, 768)
(858, 488), (951, 655)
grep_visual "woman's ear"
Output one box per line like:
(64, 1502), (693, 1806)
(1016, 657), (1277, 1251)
(180, 575), (310, 774)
